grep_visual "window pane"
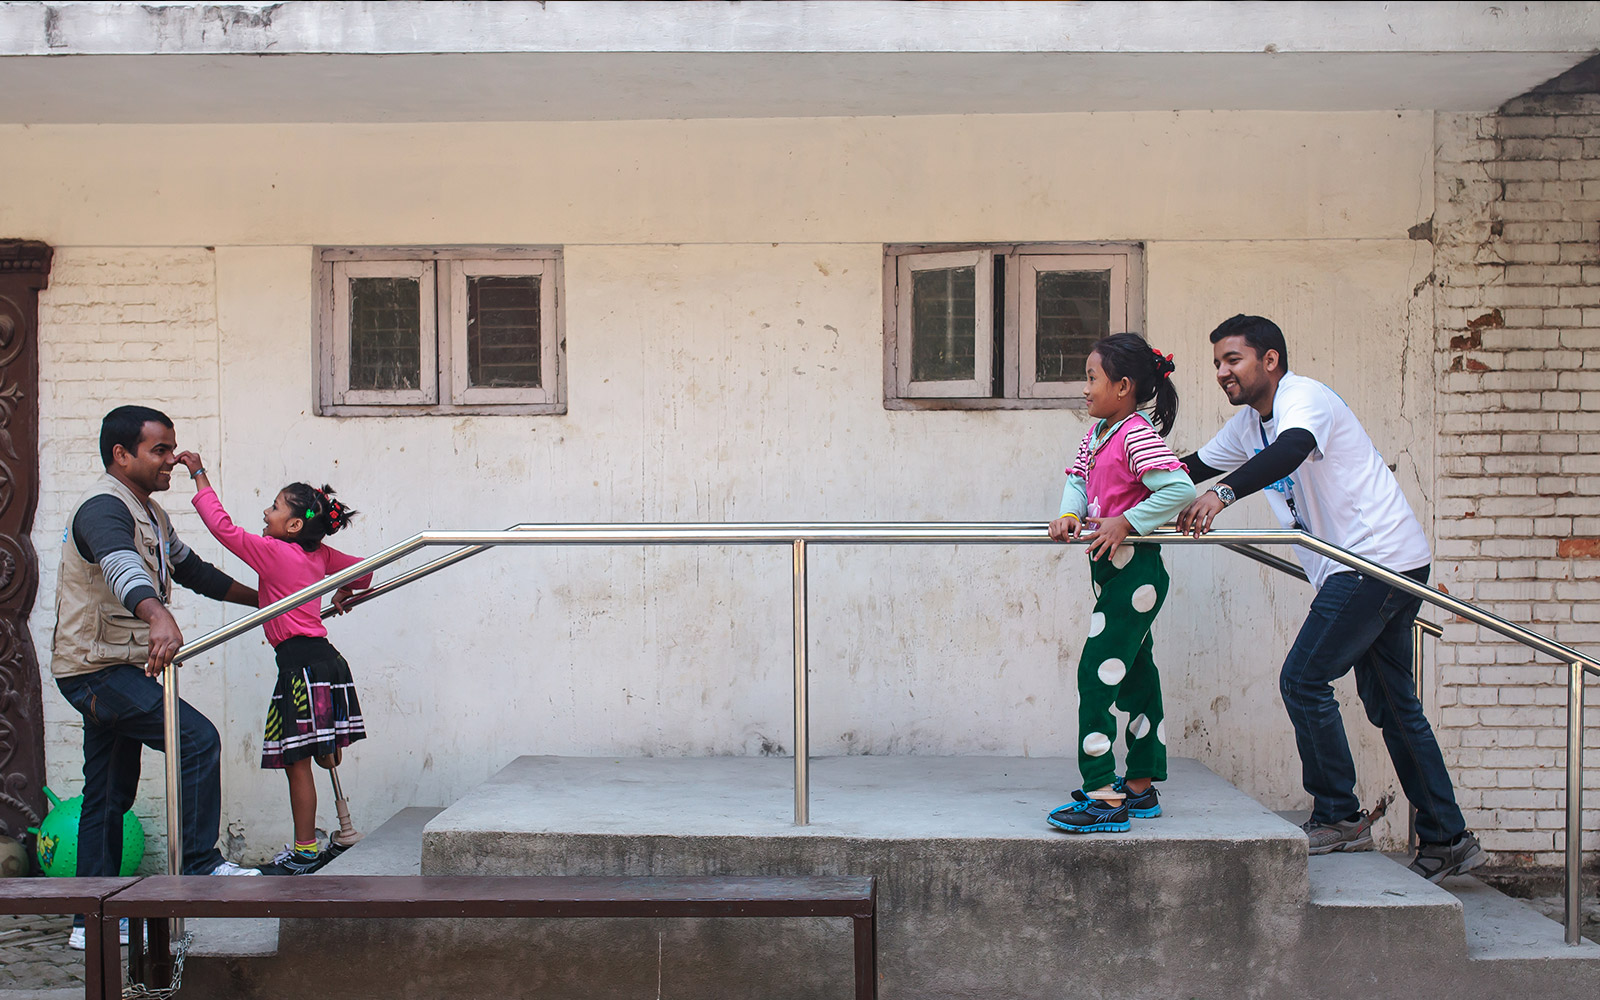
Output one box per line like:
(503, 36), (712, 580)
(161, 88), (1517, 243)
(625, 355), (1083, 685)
(1034, 270), (1111, 383)
(467, 275), (541, 388)
(910, 266), (977, 382)
(348, 277), (422, 391)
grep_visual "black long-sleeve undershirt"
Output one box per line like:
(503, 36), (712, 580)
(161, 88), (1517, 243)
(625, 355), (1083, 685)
(1180, 427), (1317, 501)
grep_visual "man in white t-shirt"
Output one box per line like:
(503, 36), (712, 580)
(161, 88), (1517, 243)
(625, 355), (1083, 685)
(1176, 315), (1483, 883)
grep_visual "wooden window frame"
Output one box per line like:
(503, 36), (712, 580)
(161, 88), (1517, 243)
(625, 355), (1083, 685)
(329, 259), (438, 407)
(317, 247), (566, 417)
(883, 242), (1144, 411)
(1017, 253), (1130, 401)
(894, 249), (994, 398)
(446, 259), (559, 407)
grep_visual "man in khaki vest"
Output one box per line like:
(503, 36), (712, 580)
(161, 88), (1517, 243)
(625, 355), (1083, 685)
(52, 406), (263, 945)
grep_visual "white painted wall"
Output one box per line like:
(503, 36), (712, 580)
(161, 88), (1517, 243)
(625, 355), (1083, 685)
(10, 111), (1437, 861)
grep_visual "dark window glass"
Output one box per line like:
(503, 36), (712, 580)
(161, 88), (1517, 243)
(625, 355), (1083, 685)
(910, 266), (976, 382)
(1034, 270), (1110, 383)
(348, 277), (422, 391)
(467, 275), (542, 388)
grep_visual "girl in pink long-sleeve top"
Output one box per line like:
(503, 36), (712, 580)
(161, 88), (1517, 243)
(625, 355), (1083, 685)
(177, 451), (371, 875)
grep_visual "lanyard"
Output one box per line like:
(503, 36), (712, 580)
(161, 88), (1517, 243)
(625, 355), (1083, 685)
(137, 500), (172, 597)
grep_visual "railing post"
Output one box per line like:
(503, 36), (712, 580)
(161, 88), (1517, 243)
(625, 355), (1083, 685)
(1565, 659), (1585, 946)
(1410, 622), (1424, 853)
(162, 661), (183, 876)
(793, 539), (810, 826)
(161, 659), (185, 978)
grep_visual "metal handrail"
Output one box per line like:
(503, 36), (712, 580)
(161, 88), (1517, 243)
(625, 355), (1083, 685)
(156, 523), (1593, 944)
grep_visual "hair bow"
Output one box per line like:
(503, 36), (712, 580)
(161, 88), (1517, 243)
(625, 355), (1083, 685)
(1151, 347), (1175, 378)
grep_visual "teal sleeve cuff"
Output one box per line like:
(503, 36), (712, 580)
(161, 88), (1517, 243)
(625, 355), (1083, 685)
(1058, 475), (1088, 520)
(1123, 469), (1199, 535)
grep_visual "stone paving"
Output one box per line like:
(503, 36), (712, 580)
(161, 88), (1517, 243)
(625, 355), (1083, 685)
(0, 911), (84, 993)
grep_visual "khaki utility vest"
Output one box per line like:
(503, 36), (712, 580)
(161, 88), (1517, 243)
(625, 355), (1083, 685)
(51, 473), (174, 678)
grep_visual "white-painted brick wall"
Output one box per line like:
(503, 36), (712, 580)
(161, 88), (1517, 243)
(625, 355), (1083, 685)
(1436, 97), (1600, 866)
(31, 247), (225, 872)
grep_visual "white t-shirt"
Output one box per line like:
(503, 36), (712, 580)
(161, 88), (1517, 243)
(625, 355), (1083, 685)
(1196, 372), (1431, 590)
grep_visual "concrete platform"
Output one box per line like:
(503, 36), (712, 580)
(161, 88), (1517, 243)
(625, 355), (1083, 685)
(176, 755), (1600, 1000)
(420, 756), (1311, 999)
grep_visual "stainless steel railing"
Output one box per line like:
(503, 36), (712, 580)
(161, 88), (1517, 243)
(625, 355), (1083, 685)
(159, 523), (1596, 943)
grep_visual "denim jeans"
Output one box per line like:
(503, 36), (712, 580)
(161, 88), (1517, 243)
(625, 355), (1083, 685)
(1280, 566), (1467, 844)
(56, 664), (225, 876)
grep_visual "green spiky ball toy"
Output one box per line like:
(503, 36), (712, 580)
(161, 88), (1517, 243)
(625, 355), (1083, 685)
(26, 786), (144, 877)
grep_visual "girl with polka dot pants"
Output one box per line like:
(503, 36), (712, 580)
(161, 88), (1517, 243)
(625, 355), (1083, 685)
(1046, 333), (1195, 833)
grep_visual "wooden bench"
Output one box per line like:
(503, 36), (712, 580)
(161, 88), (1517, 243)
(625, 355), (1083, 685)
(106, 873), (878, 999)
(0, 875), (141, 1000)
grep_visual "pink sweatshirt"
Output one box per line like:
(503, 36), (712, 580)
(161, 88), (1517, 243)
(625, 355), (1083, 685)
(192, 487), (373, 648)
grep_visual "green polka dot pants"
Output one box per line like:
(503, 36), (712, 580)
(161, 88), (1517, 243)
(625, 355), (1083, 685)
(1077, 544), (1170, 790)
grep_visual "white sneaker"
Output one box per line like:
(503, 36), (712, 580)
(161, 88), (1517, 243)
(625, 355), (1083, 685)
(67, 918), (132, 950)
(209, 859), (262, 876)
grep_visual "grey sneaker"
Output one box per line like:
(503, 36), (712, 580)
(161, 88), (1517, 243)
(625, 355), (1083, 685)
(1408, 832), (1486, 883)
(1301, 812), (1376, 855)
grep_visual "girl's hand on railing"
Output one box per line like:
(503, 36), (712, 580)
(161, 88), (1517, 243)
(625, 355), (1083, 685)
(1047, 515), (1083, 543)
(329, 585), (363, 615)
(1082, 515), (1133, 561)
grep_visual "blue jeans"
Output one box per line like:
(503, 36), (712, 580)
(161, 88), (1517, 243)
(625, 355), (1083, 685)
(56, 664), (225, 876)
(1280, 567), (1467, 844)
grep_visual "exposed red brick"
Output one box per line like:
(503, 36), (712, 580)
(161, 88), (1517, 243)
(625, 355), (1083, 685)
(1465, 309), (1505, 331)
(1557, 538), (1600, 558)
(1450, 330), (1483, 350)
(1464, 358), (1492, 371)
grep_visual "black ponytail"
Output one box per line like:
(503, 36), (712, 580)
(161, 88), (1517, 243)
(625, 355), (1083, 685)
(1090, 332), (1180, 437)
(280, 482), (358, 551)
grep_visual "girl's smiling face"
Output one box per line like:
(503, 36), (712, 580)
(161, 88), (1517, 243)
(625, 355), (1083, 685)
(262, 490), (306, 542)
(1082, 350), (1133, 421)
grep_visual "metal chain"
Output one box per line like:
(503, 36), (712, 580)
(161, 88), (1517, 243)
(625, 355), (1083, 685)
(122, 929), (192, 1000)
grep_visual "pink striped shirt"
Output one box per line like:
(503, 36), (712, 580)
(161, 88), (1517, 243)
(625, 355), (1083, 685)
(1067, 414), (1186, 520)
(192, 487), (372, 648)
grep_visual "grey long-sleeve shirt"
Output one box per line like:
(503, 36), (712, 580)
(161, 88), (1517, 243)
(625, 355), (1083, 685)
(71, 495), (236, 612)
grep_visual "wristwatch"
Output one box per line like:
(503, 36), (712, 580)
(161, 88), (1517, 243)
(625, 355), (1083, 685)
(1210, 484), (1236, 507)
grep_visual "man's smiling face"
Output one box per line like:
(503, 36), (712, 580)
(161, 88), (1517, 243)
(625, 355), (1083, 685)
(115, 421), (179, 495)
(1212, 334), (1279, 410)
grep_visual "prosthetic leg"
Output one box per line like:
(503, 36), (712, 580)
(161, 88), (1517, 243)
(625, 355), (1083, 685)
(315, 749), (363, 861)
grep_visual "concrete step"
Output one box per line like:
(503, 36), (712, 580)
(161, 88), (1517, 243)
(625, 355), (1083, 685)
(1451, 874), (1600, 992)
(185, 805), (443, 963)
(1301, 847), (1600, 998)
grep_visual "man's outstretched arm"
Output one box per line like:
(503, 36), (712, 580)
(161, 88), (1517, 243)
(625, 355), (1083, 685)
(1177, 429), (1317, 534)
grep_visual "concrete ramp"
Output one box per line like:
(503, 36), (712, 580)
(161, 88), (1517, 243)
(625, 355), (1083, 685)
(178, 755), (1598, 1000)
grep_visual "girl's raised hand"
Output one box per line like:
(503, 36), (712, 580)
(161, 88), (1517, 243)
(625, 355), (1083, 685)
(1082, 514), (1134, 561)
(175, 450), (205, 475)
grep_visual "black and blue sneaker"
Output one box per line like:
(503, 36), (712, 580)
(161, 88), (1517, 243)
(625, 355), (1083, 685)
(1046, 793), (1131, 833)
(1116, 778), (1162, 819)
